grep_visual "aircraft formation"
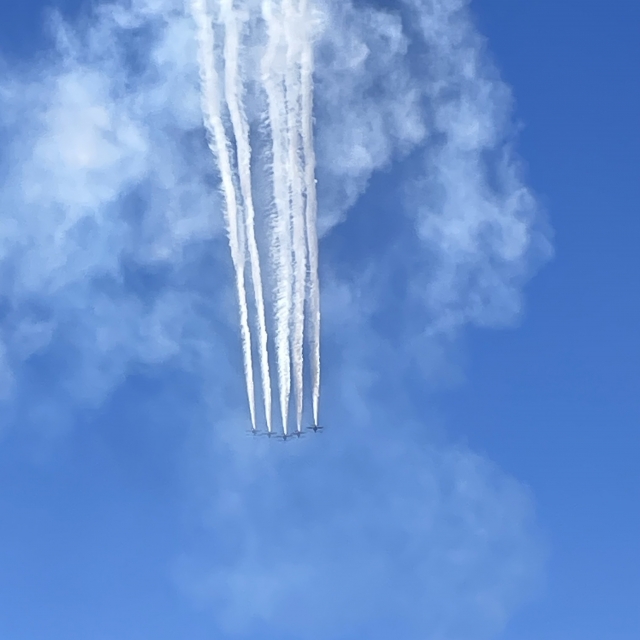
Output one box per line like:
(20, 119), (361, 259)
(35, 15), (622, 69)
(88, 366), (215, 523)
(192, 0), (322, 439)
(247, 424), (324, 441)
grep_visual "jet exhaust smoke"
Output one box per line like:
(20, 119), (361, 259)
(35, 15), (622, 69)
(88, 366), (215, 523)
(220, 0), (274, 433)
(191, 0), (257, 431)
(299, 0), (321, 429)
(282, 0), (307, 434)
(191, 0), (321, 435)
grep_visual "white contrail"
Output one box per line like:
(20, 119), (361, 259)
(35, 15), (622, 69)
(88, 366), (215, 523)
(300, 0), (321, 427)
(220, 0), (273, 433)
(282, 0), (307, 433)
(191, 0), (257, 431)
(262, 0), (293, 435)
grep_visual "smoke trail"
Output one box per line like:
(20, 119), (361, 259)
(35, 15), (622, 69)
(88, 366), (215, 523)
(282, 0), (307, 433)
(191, 0), (320, 435)
(300, 0), (321, 427)
(219, 0), (274, 432)
(262, 0), (293, 434)
(191, 0), (257, 430)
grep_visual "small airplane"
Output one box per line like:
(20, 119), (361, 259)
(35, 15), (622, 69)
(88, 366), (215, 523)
(246, 428), (260, 436)
(307, 424), (324, 433)
(291, 430), (305, 439)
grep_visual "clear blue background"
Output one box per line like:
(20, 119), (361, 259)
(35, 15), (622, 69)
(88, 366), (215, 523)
(462, 2), (640, 637)
(0, 1), (638, 639)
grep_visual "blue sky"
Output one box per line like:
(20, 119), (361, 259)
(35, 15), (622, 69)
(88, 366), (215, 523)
(0, 1), (638, 639)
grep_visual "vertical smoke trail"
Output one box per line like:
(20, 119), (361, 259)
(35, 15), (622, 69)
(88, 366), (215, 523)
(220, 0), (274, 432)
(300, 0), (321, 427)
(262, 0), (293, 434)
(191, 0), (257, 430)
(282, 0), (307, 433)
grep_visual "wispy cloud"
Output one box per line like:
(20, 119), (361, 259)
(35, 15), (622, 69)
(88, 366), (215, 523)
(0, 0), (548, 636)
(176, 382), (543, 639)
(0, 0), (220, 416)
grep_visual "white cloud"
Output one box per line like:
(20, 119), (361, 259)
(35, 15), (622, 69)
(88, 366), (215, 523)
(175, 387), (543, 639)
(313, 0), (427, 232)
(0, 0), (549, 635)
(0, 0), (549, 391)
(0, 0), (227, 410)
